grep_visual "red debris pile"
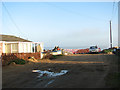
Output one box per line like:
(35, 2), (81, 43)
(76, 48), (89, 54)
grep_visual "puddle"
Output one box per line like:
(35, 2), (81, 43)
(32, 69), (68, 77)
(32, 69), (67, 87)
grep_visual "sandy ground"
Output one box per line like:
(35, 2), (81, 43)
(2, 54), (119, 88)
(0, 61), (2, 89)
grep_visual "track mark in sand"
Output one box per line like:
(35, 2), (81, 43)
(39, 60), (104, 64)
(44, 80), (55, 87)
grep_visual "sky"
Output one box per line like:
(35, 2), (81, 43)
(2, 2), (118, 49)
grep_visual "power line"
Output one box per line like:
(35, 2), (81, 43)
(111, 1), (118, 21)
(2, 2), (28, 39)
(45, 2), (108, 22)
(111, 0), (116, 21)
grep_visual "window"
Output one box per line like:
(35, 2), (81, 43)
(24, 43), (28, 53)
(12, 43), (18, 53)
(5, 43), (11, 53)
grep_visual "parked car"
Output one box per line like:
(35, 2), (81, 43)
(89, 46), (101, 53)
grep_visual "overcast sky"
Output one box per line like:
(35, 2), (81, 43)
(2, 2), (118, 49)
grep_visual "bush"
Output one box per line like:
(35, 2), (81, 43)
(43, 53), (53, 59)
(115, 49), (120, 56)
(103, 49), (114, 53)
(49, 54), (64, 60)
(8, 59), (29, 65)
(49, 55), (57, 60)
(56, 54), (64, 56)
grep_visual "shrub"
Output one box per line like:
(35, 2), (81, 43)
(49, 55), (57, 60)
(103, 49), (114, 53)
(8, 59), (29, 65)
(43, 52), (64, 60)
(49, 54), (64, 60)
(115, 49), (120, 56)
(43, 53), (53, 59)
(57, 54), (64, 56)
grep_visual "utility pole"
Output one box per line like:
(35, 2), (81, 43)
(110, 20), (112, 48)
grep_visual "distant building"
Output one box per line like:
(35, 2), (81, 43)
(0, 34), (43, 59)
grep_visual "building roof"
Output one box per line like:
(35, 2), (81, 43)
(0, 34), (31, 42)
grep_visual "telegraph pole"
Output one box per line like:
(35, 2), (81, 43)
(110, 20), (112, 48)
